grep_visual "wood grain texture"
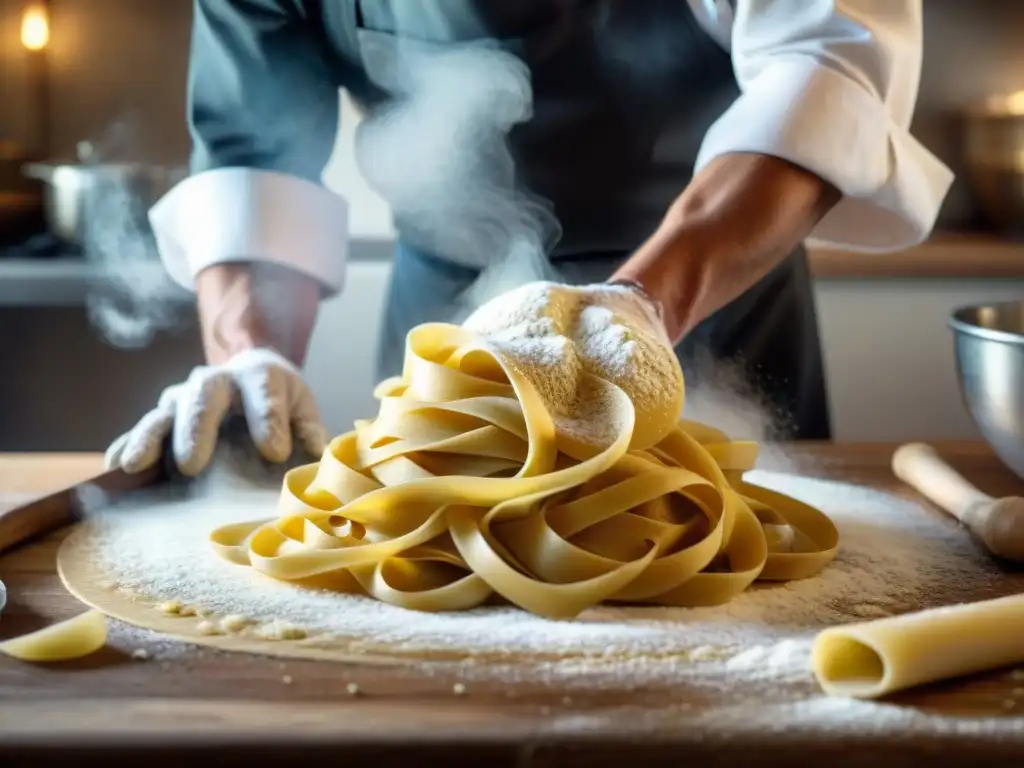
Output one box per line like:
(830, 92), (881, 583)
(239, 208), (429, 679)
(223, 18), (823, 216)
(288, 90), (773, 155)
(0, 453), (104, 492)
(807, 233), (1024, 279)
(0, 463), (164, 554)
(1, 445), (1023, 767)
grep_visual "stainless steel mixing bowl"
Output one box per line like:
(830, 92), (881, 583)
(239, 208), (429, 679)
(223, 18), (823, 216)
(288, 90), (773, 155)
(949, 301), (1024, 480)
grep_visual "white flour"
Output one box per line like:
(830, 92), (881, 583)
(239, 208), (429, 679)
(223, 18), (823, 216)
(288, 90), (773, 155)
(72, 468), (1001, 697)
(462, 282), (679, 449)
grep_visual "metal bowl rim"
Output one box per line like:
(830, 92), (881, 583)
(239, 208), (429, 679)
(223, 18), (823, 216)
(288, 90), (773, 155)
(948, 301), (1024, 347)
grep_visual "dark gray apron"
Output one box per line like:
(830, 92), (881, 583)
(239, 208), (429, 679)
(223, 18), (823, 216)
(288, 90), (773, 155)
(322, 0), (831, 440)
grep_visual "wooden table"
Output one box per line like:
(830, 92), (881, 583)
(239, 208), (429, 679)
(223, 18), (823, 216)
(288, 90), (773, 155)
(2, 444), (1023, 767)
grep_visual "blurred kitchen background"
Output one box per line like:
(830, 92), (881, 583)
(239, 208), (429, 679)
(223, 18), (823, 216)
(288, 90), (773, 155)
(1, 0), (1023, 451)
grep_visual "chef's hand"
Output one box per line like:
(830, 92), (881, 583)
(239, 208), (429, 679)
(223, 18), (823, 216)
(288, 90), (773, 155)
(590, 280), (670, 344)
(465, 279), (671, 349)
(611, 153), (841, 344)
(104, 347), (327, 476)
(106, 261), (327, 476)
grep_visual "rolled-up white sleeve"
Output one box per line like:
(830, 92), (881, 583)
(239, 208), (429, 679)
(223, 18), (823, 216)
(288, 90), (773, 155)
(152, 0), (348, 295)
(150, 168), (348, 294)
(693, 0), (954, 252)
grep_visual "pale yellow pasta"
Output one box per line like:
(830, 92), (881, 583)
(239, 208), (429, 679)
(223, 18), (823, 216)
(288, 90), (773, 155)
(0, 610), (107, 662)
(813, 593), (1024, 699)
(211, 323), (840, 620)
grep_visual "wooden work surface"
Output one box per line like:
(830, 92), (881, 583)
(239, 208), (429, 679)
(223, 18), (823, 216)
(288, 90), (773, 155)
(1, 444), (1023, 767)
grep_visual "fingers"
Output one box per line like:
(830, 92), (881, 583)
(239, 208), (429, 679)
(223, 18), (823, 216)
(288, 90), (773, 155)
(295, 420), (328, 460)
(104, 432), (130, 470)
(291, 379), (328, 459)
(107, 400), (175, 474)
(172, 369), (233, 476)
(587, 283), (673, 348)
(108, 350), (324, 479)
(237, 365), (293, 464)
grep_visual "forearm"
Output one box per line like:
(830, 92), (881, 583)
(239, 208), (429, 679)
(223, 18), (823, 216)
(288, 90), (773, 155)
(612, 152), (841, 344)
(181, 0), (341, 369)
(195, 262), (321, 366)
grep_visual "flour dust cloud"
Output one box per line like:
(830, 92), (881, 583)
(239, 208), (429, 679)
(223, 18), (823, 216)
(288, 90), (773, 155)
(681, 347), (807, 470)
(353, 37), (563, 319)
(73, 113), (192, 349)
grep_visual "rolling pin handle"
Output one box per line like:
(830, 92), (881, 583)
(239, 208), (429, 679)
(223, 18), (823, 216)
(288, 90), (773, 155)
(891, 442), (992, 523)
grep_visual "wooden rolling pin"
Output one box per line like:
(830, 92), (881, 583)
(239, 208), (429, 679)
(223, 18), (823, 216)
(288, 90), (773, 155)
(0, 463), (165, 555)
(892, 442), (1024, 563)
(0, 417), (316, 555)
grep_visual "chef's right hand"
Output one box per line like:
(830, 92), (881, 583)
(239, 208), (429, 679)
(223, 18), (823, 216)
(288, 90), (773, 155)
(104, 347), (328, 477)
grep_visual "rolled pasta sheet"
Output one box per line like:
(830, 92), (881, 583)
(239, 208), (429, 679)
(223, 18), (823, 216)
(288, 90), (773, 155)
(812, 593), (1024, 699)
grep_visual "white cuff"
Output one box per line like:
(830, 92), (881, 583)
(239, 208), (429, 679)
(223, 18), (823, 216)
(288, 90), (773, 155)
(695, 57), (955, 253)
(149, 167), (350, 294)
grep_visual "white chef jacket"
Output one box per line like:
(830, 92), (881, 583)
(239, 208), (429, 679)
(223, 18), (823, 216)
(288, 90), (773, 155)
(150, 0), (954, 297)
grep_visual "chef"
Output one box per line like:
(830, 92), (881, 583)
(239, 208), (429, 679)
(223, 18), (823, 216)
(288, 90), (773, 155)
(106, 0), (952, 477)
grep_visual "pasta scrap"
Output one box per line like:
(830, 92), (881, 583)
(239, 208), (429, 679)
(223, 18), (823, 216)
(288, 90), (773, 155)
(0, 610), (107, 662)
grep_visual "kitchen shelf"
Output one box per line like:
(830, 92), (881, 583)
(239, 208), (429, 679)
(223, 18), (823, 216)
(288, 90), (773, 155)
(1, 233), (1020, 308)
(808, 232), (1024, 279)
(0, 257), (95, 306)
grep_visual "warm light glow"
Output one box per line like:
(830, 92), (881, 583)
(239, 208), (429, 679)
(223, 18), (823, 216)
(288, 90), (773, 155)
(985, 90), (1024, 117)
(1005, 91), (1024, 117)
(20, 3), (49, 51)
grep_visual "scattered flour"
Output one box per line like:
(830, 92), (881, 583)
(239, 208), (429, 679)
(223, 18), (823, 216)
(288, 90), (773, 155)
(70, 469), (1001, 696)
(725, 638), (813, 683)
(605, 695), (1024, 740)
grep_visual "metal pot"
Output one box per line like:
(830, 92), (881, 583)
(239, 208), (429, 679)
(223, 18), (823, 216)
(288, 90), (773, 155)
(0, 141), (45, 239)
(963, 92), (1024, 235)
(21, 155), (185, 247)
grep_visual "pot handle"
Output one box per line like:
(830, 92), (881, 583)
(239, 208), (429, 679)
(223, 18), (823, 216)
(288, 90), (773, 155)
(21, 162), (56, 183)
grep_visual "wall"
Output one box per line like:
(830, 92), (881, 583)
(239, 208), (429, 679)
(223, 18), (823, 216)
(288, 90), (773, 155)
(914, 0), (1024, 229)
(0, 0), (34, 147)
(816, 279), (1024, 442)
(0, 0), (192, 163)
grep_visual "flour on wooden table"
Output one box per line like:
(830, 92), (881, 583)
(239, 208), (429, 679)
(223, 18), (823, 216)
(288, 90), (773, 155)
(573, 693), (1024, 740)
(72, 469), (1000, 696)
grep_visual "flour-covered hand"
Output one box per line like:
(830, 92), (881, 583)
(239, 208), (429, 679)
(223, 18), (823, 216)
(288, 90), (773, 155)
(588, 279), (671, 348)
(105, 348), (327, 476)
(463, 280), (683, 451)
(464, 280), (672, 351)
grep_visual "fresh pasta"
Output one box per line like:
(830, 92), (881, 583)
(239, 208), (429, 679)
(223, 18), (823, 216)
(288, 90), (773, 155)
(0, 610), (107, 662)
(210, 322), (839, 620)
(812, 593), (1024, 699)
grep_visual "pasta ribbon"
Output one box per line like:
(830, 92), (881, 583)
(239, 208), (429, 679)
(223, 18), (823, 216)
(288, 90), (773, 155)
(211, 323), (838, 619)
